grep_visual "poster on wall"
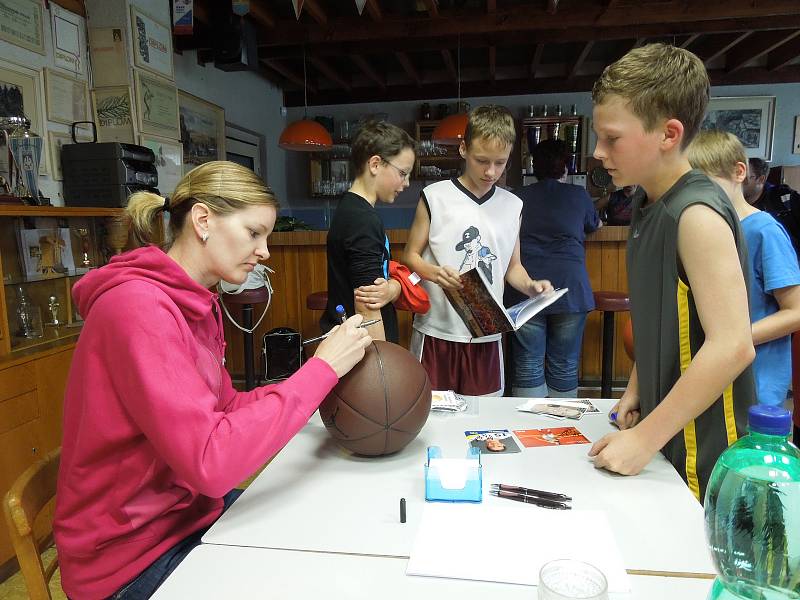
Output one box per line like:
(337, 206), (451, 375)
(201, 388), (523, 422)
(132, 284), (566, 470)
(172, 0), (193, 35)
(0, 0), (45, 55)
(92, 86), (136, 144)
(135, 70), (179, 139)
(130, 6), (174, 80)
(178, 90), (225, 174)
(51, 4), (87, 75)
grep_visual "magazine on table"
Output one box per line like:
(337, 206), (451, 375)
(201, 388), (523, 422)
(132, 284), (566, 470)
(443, 266), (568, 337)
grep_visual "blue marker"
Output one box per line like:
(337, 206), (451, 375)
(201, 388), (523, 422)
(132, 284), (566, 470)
(335, 304), (347, 324)
(610, 412), (618, 422)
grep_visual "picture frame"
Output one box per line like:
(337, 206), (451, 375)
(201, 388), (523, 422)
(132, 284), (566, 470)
(51, 3), (87, 75)
(130, 6), (174, 81)
(701, 96), (776, 161)
(48, 130), (92, 181)
(329, 159), (350, 183)
(794, 116), (800, 156)
(88, 27), (130, 87)
(0, 0), (45, 55)
(91, 85), (136, 144)
(134, 70), (179, 139)
(44, 68), (90, 126)
(178, 90), (226, 174)
(139, 133), (183, 197)
(0, 58), (48, 176)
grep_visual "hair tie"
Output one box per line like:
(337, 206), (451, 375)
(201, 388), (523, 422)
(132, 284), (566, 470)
(162, 196), (171, 213)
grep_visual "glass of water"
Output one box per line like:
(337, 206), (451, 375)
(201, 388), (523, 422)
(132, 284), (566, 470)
(538, 559), (608, 600)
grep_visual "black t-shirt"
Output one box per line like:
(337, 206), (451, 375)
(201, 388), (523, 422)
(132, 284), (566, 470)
(322, 192), (399, 343)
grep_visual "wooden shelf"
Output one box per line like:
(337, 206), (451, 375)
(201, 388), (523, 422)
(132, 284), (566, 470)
(0, 205), (124, 218)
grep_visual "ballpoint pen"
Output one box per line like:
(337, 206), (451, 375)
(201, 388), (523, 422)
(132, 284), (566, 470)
(490, 483), (572, 502)
(301, 319), (382, 346)
(490, 490), (571, 510)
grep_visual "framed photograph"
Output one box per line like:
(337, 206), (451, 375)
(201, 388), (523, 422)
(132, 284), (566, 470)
(17, 226), (76, 280)
(330, 159), (350, 182)
(140, 134), (183, 196)
(178, 90), (225, 173)
(701, 96), (776, 161)
(134, 70), (179, 139)
(130, 6), (174, 80)
(51, 3), (87, 75)
(0, 58), (47, 176)
(48, 130), (92, 181)
(44, 68), (90, 126)
(0, 0), (45, 55)
(92, 85), (136, 144)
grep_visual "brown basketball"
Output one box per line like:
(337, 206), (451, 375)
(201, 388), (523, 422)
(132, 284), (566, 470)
(319, 341), (432, 456)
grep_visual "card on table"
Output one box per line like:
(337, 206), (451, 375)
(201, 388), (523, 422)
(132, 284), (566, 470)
(512, 426), (591, 448)
(464, 429), (521, 454)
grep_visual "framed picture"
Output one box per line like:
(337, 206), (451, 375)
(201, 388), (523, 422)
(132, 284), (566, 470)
(88, 27), (129, 87)
(701, 96), (776, 161)
(178, 90), (225, 173)
(44, 68), (90, 126)
(130, 6), (174, 80)
(0, 58), (47, 176)
(92, 85), (136, 144)
(140, 134), (183, 196)
(51, 3), (87, 75)
(17, 226), (76, 280)
(0, 0), (45, 54)
(134, 70), (179, 139)
(330, 159), (350, 183)
(48, 130), (92, 181)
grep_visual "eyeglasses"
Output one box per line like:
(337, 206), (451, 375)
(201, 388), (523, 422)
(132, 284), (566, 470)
(381, 157), (410, 181)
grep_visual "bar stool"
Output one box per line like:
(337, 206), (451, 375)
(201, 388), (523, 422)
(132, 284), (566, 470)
(593, 291), (630, 398)
(306, 291), (328, 311)
(220, 288), (272, 391)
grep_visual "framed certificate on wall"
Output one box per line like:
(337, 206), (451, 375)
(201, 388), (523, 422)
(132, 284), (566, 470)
(0, 0), (45, 55)
(130, 6), (174, 81)
(134, 70), (179, 139)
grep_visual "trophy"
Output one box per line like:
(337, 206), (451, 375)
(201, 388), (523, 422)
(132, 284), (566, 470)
(0, 116), (27, 204)
(46, 295), (61, 327)
(73, 227), (92, 272)
(16, 286), (42, 339)
(8, 118), (43, 204)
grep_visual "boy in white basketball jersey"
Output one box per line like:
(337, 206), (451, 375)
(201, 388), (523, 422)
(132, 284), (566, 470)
(404, 105), (553, 395)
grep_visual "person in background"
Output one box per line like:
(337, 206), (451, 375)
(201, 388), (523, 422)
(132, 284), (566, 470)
(54, 161), (372, 600)
(404, 104), (553, 396)
(743, 157), (800, 257)
(324, 120), (416, 343)
(588, 43), (755, 503)
(688, 130), (800, 408)
(510, 139), (600, 398)
(596, 184), (638, 225)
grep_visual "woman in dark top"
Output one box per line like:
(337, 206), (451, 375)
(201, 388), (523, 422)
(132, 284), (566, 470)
(323, 121), (416, 343)
(511, 140), (600, 397)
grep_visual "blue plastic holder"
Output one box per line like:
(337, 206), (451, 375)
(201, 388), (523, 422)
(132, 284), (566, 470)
(424, 445), (482, 503)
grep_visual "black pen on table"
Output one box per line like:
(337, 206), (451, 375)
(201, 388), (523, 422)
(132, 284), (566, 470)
(490, 483), (571, 502)
(490, 490), (571, 510)
(301, 319), (382, 346)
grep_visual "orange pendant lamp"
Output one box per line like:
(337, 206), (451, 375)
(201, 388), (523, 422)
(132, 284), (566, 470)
(432, 37), (467, 146)
(279, 48), (332, 151)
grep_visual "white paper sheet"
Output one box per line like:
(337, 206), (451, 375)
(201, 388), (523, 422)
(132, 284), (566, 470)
(406, 503), (631, 593)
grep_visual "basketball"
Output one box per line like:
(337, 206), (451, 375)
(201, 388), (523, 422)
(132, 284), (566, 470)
(319, 341), (432, 456)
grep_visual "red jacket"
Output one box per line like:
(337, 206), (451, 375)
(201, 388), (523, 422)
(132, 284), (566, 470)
(54, 246), (337, 599)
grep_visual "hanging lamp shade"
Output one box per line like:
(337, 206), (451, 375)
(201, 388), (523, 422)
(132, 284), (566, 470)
(431, 113), (468, 146)
(278, 119), (333, 151)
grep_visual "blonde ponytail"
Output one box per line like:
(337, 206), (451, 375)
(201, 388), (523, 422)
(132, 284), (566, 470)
(125, 191), (167, 247)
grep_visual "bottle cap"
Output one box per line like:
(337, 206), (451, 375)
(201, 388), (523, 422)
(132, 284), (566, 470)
(748, 405), (791, 436)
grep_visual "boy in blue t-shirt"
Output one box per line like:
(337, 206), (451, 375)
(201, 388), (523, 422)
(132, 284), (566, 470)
(689, 130), (800, 406)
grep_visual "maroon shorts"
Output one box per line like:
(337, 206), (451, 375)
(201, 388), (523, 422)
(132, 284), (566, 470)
(415, 333), (502, 396)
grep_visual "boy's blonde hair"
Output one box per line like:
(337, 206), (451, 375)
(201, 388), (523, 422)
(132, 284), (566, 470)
(592, 43), (709, 149)
(464, 104), (515, 149)
(687, 129), (747, 180)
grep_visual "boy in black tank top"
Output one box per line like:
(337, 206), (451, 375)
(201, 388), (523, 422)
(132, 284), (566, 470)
(588, 43), (755, 502)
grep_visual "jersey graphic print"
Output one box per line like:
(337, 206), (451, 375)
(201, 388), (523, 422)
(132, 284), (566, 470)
(456, 225), (496, 283)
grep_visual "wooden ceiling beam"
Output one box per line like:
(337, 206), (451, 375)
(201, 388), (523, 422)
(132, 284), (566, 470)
(547, 0), (559, 15)
(395, 51), (421, 87)
(568, 41), (593, 79)
(530, 43), (544, 78)
(680, 33), (701, 49)
(441, 49), (456, 81)
(366, 0), (382, 21)
(725, 29), (800, 72)
(309, 56), (350, 91)
(422, 0), (439, 18)
(767, 34), (800, 70)
(248, 1), (277, 29)
(303, 0), (327, 25)
(351, 55), (386, 90)
(692, 31), (752, 64)
(261, 59), (315, 92)
(489, 46), (496, 82)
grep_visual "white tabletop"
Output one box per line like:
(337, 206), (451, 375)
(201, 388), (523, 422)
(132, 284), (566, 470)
(152, 544), (715, 600)
(203, 398), (714, 575)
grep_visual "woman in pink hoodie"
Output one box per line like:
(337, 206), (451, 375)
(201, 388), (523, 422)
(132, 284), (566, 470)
(54, 161), (372, 599)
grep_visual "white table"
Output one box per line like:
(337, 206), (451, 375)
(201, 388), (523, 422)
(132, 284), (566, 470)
(204, 398), (714, 576)
(152, 544), (715, 600)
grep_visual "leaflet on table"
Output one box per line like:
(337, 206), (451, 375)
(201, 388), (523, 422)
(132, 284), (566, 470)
(516, 398), (601, 420)
(431, 390), (468, 412)
(464, 429), (521, 454)
(513, 427), (591, 448)
(442, 266), (568, 337)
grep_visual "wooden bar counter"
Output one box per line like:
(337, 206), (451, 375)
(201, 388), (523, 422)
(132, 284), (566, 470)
(222, 226), (631, 387)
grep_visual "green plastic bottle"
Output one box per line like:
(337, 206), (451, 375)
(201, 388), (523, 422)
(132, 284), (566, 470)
(704, 405), (800, 600)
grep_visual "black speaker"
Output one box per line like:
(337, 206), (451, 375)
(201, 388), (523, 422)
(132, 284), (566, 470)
(213, 13), (257, 72)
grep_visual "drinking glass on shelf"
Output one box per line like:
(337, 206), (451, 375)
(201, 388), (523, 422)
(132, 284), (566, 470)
(538, 559), (608, 600)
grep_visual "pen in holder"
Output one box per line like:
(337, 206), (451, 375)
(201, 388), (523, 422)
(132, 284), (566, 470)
(424, 445), (482, 503)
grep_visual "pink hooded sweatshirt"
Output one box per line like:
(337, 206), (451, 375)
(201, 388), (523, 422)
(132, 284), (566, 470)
(54, 246), (338, 599)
